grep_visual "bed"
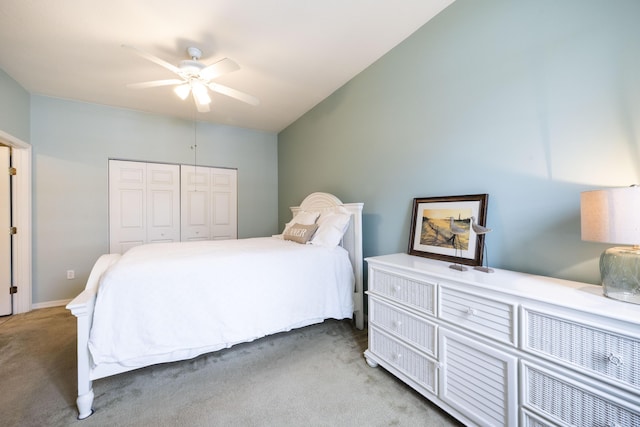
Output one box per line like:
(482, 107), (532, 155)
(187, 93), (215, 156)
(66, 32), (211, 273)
(66, 192), (364, 420)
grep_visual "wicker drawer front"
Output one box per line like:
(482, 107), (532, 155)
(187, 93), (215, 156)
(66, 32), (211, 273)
(439, 286), (516, 346)
(521, 409), (555, 427)
(369, 298), (437, 358)
(524, 308), (640, 393)
(522, 361), (640, 427)
(368, 269), (436, 316)
(369, 327), (437, 395)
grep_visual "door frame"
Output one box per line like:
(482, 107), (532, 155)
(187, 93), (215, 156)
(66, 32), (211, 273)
(0, 129), (31, 314)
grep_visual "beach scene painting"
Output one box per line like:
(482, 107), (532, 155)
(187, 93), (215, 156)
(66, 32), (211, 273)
(420, 209), (471, 250)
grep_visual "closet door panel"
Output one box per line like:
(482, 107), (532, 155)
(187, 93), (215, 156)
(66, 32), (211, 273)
(210, 168), (237, 240)
(147, 163), (180, 244)
(109, 160), (147, 253)
(181, 166), (211, 241)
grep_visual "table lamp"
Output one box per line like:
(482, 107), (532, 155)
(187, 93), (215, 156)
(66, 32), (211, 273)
(580, 186), (640, 304)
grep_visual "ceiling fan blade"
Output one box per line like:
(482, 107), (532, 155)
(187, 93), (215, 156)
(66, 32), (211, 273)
(122, 44), (182, 74)
(199, 58), (240, 81)
(127, 79), (184, 89)
(207, 83), (260, 106)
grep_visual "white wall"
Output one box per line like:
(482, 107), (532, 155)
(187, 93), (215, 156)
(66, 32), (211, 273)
(31, 95), (278, 303)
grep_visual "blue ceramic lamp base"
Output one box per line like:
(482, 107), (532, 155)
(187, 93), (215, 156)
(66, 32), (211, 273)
(600, 246), (640, 305)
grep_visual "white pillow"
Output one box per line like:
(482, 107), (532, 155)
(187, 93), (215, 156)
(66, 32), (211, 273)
(310, 211), (351, 248)
(281, 210), (320, 235)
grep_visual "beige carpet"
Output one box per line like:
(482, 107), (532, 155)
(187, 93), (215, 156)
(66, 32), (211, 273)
(0, 307), (463, 427)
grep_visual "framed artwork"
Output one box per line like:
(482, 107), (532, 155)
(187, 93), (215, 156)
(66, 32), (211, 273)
(408, 194), (489, 267)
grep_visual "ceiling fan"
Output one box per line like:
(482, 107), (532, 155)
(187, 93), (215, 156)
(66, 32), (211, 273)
(123, 45), (259, 113)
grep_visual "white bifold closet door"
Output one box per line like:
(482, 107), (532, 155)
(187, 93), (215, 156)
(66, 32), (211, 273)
(109, 160), (237, 254)
(181, 166), (237, 241)
(109, 160), (181, 254)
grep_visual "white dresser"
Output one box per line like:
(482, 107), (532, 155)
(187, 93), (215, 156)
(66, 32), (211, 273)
(364, 253), (640, 427)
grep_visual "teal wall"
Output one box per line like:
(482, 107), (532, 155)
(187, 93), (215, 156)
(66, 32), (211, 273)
(3, 0), (640, 304)
(31, 96), (278, 303)
(278, 0), (640, 284)
(0, 69), (30, 142)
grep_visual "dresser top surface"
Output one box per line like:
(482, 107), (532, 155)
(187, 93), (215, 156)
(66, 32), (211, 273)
(366, 253), (640, 325)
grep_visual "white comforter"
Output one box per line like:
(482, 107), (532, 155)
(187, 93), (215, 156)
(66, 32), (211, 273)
(88, 237), (354, 368)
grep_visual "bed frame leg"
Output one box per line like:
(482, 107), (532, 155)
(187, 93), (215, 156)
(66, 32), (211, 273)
(355, 309), (364, 330)
(66, 253), (120, 420)
(68, 294), (96, 420)
(74, 309), (95, 419)
(77, 389), (95, 420)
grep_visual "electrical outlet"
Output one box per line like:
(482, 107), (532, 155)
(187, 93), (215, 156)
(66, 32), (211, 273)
(66, 270), (75, 280)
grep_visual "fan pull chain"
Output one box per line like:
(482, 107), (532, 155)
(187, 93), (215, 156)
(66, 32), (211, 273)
(191, 116), (198, 192)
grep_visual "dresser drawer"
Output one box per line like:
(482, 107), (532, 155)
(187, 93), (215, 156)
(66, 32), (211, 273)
(439, 285), (516, 346)
(521, 409), (555, 427)
(522, 361), (640, 427)
(368, 268), (436, 316)
(368, 327), (438, 395)
(523, 308), (640, 394)
(369, 297), (437, 358)
(440, 328), (518, 427)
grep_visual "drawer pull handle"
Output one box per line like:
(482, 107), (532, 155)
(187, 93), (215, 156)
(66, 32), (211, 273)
(392, 285), (402, 293)
(466, 307), (478, 316)
(392, 320), (402, 329)
(392, 353), (402, 362)
(607, 353), (624, 366)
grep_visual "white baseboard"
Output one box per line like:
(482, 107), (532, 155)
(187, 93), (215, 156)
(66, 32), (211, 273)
(31, 299), (72, 310)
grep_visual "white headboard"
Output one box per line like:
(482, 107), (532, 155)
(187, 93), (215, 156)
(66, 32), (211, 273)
(290, 192), (364, 330)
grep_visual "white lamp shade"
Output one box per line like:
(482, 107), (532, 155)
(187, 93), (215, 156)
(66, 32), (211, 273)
(580, 186), (640, 245)
(174, 84), (191, 100)
(191, 82), (211, 104)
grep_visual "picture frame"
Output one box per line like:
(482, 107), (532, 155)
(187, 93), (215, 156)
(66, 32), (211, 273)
(408, 194), (489, 267)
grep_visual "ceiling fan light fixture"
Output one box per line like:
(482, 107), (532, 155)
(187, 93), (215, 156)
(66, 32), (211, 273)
(124, 45), (258, 112)
(191, 82), (211, 105)
(194, 91), (211, 106)
(174, 83), (191, 100)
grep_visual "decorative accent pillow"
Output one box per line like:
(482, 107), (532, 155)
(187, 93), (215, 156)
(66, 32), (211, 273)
(310, 211), (351, 248)
(283, 223), (319, 244)
(282, 210), (320, 235)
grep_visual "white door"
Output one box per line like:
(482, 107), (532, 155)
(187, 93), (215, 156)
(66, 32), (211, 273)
(109, 160), (148, 253)
(211, 168), (237, 240)
(0, 146), (12, 315)
(181, 166), (211, 241)
(109, 160), (180, 253)
(147, 163), (180, 244)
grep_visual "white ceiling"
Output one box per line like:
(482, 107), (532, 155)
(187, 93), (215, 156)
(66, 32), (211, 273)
(0, 0), (453, 133)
